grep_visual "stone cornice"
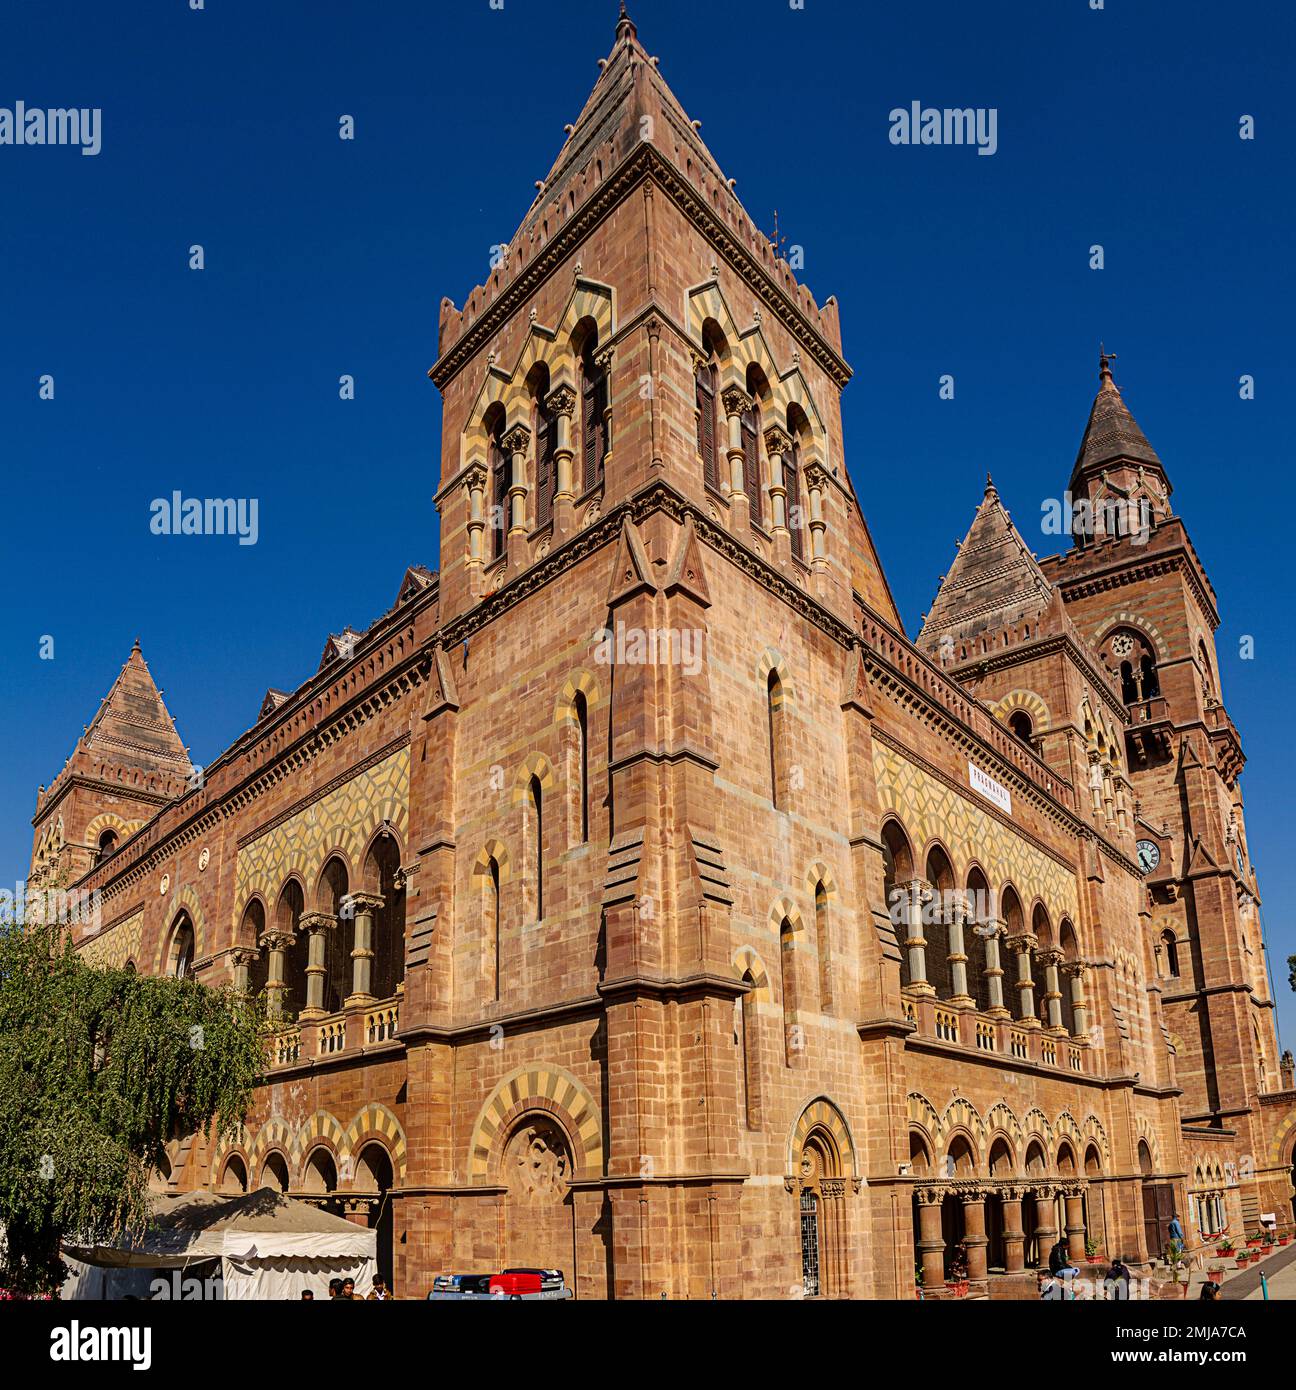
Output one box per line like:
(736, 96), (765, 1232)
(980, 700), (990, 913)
(1045, 538), (1220, 632)
(429, 143), (851, 392)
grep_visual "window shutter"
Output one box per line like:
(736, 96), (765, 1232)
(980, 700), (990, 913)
(697, 364), (718, 490)
(491, 434), (508, 558)
(582, 362), (607, 493)
(787, 437), (804, 561)
(536, 404), (554, 527)
(742, 404), (761, 522)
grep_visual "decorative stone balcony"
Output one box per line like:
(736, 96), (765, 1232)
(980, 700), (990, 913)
(264, 995), (402, 1071)
(902, 991), (1088, 1075)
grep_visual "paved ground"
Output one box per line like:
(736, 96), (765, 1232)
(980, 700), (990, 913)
(1182, 1241), (1296, 1301)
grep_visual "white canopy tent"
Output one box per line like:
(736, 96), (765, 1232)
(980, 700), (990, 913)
(62, 1187), (377, 1300)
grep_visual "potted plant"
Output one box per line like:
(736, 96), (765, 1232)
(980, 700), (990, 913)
(1085, 1236), (1103, 1264)
(1246, 1229), (1265, 1249)
(1279, 1231), (1292, 1247)
(1262, 1229), (1276, 1248)
(946, 1248), (969, 1298)
(1216, 1237), (1234, 1257)
(1206, 1264), (1225, 1285)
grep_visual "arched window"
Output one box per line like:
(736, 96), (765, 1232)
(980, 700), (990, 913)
(1008, 710), (1033, 744)
(1161, 929), (1180, 979)
(580, 341), (609, 492)
(489, 856), (501, 999)
(738, 968), (761, 1129)
(695, 357), (719, 490)
(740, 396), (762, 522)
(488, 411), (508, 561)
(96, 828), (118, 863)
(779, 918), (800, 1066)
(1103, 628), (1160, 705)
(574, 690), (590, 844)
(767, 668), (784, 807)
(530, 775), (544, 921)
(786, 426), (805, 562)
(171, 916), (195, 979)
(366, 835), (406, 1002)
(814, 881), (832, 1014)
(533, 371), (557, 528)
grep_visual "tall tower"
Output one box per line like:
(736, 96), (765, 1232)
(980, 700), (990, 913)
(29, 640), (191, 890)
(1040, 359), (1288, 1229)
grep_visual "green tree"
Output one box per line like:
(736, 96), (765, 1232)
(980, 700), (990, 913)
(1288, 953), (1296, 993)
(0, 916), (265, 1294)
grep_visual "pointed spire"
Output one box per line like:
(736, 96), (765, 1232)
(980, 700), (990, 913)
(616, 2), (637, 41)
(1072, 347), (1161, 477)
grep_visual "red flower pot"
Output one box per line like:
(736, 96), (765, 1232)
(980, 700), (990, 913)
(1207, 1271), (1224, 1285)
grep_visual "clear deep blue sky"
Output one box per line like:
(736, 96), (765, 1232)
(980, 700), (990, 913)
(2, 0), (1292, 1043)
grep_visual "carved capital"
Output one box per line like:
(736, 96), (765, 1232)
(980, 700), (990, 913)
(502, 424), (531, 456)
(720, 385), (752, 418)
(343, 892), (384, 917)
(593, 345), (615, 373)
(1005, 932), (1038, 956)
(260, 929), (294, 953)
(1036, 948), (1063, 969)
(464, 462), (487, 493)
(299, 911), (337, 935)
(1060, 959), (1086, 980)
(805, 463), (830, 492)
(546, 383), (578, 418)
(914, 1185), (946, 1207)
(763, 425), (792, 457)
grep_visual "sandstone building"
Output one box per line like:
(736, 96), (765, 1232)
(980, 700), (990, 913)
(28, 8), (1294, 1297)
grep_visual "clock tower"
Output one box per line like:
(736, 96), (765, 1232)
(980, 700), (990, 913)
(1039, 358), (1290, 1234)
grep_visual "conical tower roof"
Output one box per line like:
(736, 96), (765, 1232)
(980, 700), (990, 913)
(71, 640), (189, 781)
(917, 476), (1054, 653)
(1071, 352), (1162, 482)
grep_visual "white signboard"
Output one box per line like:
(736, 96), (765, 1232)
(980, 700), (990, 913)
(968, 761), (1012, 815)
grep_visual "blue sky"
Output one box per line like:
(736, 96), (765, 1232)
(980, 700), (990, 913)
(2, 0), (1292, 1044)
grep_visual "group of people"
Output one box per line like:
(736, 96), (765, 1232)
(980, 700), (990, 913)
(299, 1276), (394, 1300)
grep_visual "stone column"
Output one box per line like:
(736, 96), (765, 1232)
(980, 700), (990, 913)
(594, 345), (615, 467)
(1038, 948), (1066, 1034)
(502, 424), (531, 539)
(261, 929), (292, 1019)
(298, 911), (336, 1020)
(1033, 1184), (1059, 1261)
(764, 426), (791, 536)
(1064, 1184), (1088, 1264)
(1062, 960), (1089, 1039)
(961, 1186), (990, 1281)
(1006, 932), (1038, 1024)
(982, 919), (1010, 1017)
(547, 383), (578, 534)
(721, 385), (752, 524)
(229, 947), (255, 996)
(1001, 1186), (1026, 1274)
(946, 895), (974, 1006)
(343, 892), (383, 1006)
(463, 463), (487, 574)
(915, 1187), (947, 1292)
(902, 878), (934, 997)
(805, 464), (829, 565)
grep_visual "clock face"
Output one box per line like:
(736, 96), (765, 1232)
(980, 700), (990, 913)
(1137, 840), (1161, 873)
(1236, 846), (1246, 875)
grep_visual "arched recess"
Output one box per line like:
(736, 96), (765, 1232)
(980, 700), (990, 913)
(685, 280), (831, 474)
(314, 855), (351, 1015)
(238, 898), (268, 998)
(472, 840), (510, 1002)
(789, 1097), (857, 1298)
(467, 1064), (603, 1183)
(360, 830), (405, 1001)
(260, 1151), (291, 1193)
(991, 689), (1051, 738)
(924, 843), (957, 999)
(769, 898), (806, 1065)
(297, 1110), (349, 1181)
(220, 1152), (249, 1194)
(154, 882), (208, 975)
(882, 818), (916, 984)
(966, 864), (993, 1011)
(458, 278), (615, 473)
(732, 946), (771, 1132)
(343, 1102), (408, 1184)
(555, 670), (602, 846)
(274, 877), (307, 1017)
(165, 911), (196, 980)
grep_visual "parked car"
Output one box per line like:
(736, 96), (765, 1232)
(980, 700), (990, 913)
(426, 1268), (572, 1301)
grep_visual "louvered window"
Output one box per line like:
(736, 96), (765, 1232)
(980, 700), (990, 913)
(741, 401), (762, 522)
(787, 435), (804, 562)
(535, 399), (556, 527)
(581, 354), (608, 492)
(490, 430), (508, 560)
(696, 361), (718, 490)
